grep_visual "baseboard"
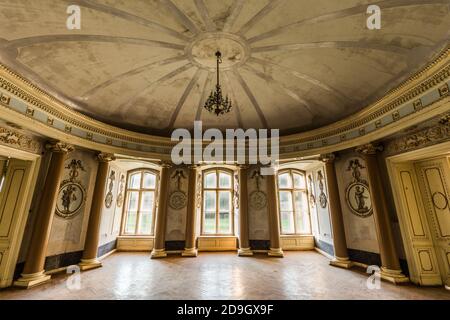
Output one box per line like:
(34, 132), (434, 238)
(314, 247), (334, 260)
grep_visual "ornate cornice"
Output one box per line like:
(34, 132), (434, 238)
(46, 141), (74, 154)
(356, 143), (384, 155)
(0, 45), (449, 159)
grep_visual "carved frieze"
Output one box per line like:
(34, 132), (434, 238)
(0, 126), (41, 153)
(386, 120), (450, 155)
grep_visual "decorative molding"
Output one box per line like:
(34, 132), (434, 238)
(0, 126), (41, 154)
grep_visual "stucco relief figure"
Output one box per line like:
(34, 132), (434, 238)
(355, 186), (368, 211)
(317, 170), (327, 209)
(61, 185), (77, 212)
(116, 174), (125, 208)
(105, 170), (116, 209)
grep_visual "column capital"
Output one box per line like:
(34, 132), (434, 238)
(319, 153), (336, 163)
(160, 161), (173, 169)
(237, 164), (250, 170)
(45, 141), (74, 154)
(356, 143), (383, 155)
(97, 152), (116, 162)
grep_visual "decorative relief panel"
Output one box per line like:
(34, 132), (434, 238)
(104, 170), (115, 209)
(249, 169), (267, 210)
(345, 159), (373, 218)
(55, 159), (86, 219)
(169, 169), (187, 210)
(317, 170), (327, 209)
(116, 173), (125, 208)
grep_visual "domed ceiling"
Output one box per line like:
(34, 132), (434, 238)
(0, 0), (449, 136)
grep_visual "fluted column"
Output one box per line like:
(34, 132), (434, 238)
(266, 169), (284, 257)
(79, 153), (115, 271)
(14, 142), (74, 288)
(356, 143), (409, 284)
(238, 165), (253, 256)
(182, 165), (198, 257)
(151, 162), (171, 258)
(320, 153), (352, 269)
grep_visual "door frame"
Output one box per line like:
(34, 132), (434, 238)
(386, 141), (450, 288)
(0, 144), (41, 287)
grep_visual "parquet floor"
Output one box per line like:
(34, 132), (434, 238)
(1, 251), (449, 300)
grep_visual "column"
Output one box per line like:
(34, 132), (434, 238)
(266, 170), (284, 257)
(182, 165), (198, 257)
(79, 153), (115, 271)
(14, 142), (74, 288)
(356, 143), (409, 284)
(151, 162), (171, 258)
(320, 153), (352, 269)
(238, 165), (253, 256)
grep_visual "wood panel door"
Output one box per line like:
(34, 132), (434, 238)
(392, 162), (442, 285)
(0, 159), (31, 288)
(415, 157), (450, 288)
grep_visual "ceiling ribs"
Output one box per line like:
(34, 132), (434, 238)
(80, 54), (187, 99)
(117, 63), (194, 115)
(68, 0), (191, 42)
(167, 68), (203, 129)
(223, 72), (243, 128)
(249, 57), (353, 103)
(248, 0), (449, 44)
(238, 0), (283, 36)
(251, 40), (411, 55)
(232, 69), (268, 128)
(194, 0), (217, 32)
(222, 0), (245, 32)
(162, 0), (201, 35)
(241, 64), (317, 118)
(195, 71), (213, 121)
(7, 35), (185, 51)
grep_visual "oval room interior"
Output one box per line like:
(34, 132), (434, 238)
(0, 0), (449, 300)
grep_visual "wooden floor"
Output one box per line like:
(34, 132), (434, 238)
(1, 251), (449, 300)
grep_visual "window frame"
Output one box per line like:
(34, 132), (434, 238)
(277, 169), (312, 235)
(201, 168), (235, 236)
(120, 168), (159, 236)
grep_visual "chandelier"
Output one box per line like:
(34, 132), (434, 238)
(203, 51), (232, 116)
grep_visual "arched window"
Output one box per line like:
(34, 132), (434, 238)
(277, 169), (311, 235)
(122, 169), (158, 236)
(202, 169), (234, 235)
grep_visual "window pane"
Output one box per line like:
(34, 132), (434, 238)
(204, 191), (216, 211)
(203, 211), (216, 234)
(218, 212), (231, 234)
(278, 173), (292, 188)
(218, 172), (231, 188)
(138, 191), (154, 234)
(204, 172), (216, 188)
(129, 173), (141, 189)
(143, 172), (156, 189)
(279, 191), (293, 211)
(124, 191), (139, 234)
(294, 191), (311, 234)
(219, 191), (231, 212)
(293, 173), (306, 189)
(280, 211), (295, 234)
